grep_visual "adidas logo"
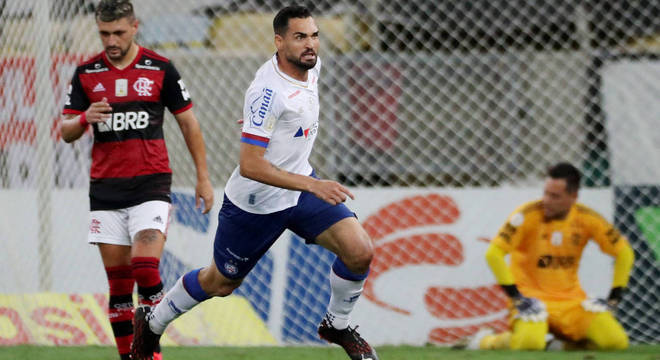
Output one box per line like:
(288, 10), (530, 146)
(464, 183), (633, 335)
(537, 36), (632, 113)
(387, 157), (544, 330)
(93, 82), (106, 92)
(153, 216), (163, 224)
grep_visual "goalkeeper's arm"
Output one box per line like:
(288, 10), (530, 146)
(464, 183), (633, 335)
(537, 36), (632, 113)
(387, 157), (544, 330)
(608, 242), (635, 307)
(485, 242), (518, 296)
(485, 243), (546, 321)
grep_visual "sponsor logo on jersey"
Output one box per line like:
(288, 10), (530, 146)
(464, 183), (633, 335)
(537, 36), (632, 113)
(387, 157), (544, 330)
(249, 88), (274, 126)
(85, 64), (109, 73)
(293, 122), (318, 139)
(133, 77), (154, 96)
(136, 59), (160, 70)
(93, 82), (106, 92)
(97, 111), (150, 132)
(537, 254), (575, 269)
(115, 79), (128, 96)
(135, 63), (161, 71)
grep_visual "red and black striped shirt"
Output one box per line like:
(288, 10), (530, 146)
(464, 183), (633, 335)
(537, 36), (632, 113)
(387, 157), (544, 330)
(63, 46), (192, 210)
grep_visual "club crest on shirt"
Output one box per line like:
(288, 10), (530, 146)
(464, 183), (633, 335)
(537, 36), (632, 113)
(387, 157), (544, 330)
(133, 77), (154, 96)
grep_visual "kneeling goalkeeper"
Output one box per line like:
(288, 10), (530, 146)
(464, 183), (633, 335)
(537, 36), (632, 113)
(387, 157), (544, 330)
(478, 162), (634, 350)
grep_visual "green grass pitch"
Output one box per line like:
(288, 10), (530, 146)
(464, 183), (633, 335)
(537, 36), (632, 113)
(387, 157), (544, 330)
(1, 345), (658, 360)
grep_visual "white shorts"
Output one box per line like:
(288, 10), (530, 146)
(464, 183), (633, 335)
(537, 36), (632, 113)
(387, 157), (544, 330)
(88, 200), (172, 245)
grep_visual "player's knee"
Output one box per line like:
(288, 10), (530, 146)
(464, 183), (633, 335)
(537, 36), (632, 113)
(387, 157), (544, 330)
(134, 229), (164, 244)
(344, 240), (373, 274)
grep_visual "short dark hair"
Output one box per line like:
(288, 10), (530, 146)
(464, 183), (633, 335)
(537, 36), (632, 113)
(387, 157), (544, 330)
(95, 0), (135, 22)
(273, 6), (312, 36)
(548, 162), (581, 193)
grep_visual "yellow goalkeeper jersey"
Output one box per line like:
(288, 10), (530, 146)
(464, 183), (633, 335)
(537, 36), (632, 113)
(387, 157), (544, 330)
(492, 200), (628, 301)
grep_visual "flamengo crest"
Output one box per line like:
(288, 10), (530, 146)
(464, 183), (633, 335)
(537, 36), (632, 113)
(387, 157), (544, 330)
(133, 77), (154, 96)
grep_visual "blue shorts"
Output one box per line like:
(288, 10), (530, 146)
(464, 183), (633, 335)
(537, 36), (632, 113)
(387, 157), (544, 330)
(213, 191), (355, 279)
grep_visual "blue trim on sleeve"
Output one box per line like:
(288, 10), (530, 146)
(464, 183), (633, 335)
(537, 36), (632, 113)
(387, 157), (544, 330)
(241, 137), (269, 148)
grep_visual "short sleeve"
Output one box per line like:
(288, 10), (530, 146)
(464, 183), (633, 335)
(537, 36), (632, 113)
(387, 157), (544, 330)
(62, 68), (89, 114)
(241, 86), (281, 148)
(161, 61), (193, 114)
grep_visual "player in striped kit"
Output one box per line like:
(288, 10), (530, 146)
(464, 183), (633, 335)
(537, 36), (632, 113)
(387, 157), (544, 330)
(132, 5), (378, 360)
(60, 1), (213, 359)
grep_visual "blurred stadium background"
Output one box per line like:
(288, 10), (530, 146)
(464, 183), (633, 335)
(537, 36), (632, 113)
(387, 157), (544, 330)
(0, 0), (658, 351)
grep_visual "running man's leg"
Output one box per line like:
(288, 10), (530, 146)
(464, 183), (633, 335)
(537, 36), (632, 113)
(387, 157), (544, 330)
(132, 195), (286, 360)
(288, 190), (377, 360)
(315, 217), (373, 329)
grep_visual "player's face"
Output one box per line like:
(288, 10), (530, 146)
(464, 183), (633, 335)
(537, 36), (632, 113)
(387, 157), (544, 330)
(97, 17), (138, 61)
(276, 17), (320, 70)
(542, 178), (577, 219)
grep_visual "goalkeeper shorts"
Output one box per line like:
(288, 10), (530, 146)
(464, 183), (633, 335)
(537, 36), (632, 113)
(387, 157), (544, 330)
(512, 298), (601, 341)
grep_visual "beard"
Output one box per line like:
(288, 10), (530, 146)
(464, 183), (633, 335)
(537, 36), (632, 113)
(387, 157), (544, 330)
(286, 51), (317, 70)
(105, 42), (131, 61)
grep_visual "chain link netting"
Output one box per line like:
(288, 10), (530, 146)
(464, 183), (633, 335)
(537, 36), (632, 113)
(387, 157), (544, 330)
(1, 0), (658, 345)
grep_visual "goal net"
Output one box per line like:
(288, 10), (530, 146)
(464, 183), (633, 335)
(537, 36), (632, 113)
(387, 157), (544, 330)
(1, 0), (658, 346)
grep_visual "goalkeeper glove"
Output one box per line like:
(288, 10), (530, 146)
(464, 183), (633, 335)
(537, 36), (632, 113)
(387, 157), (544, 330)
(607, 286), (625, 308)
(582, 287), (625, 313)
(581, 298), (610, 312)
(501, 284), (547, 322)
(513, 296), (548, 322)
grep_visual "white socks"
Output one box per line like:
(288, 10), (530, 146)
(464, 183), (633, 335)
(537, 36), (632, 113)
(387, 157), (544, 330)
(148, 277), (200, 334)
(326, 269), (365, 330)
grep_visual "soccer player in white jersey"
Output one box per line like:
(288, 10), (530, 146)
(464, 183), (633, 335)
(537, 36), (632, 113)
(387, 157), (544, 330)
(132, 6), (378, 360)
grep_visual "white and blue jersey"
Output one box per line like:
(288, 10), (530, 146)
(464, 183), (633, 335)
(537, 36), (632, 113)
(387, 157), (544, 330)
(224, 54), (321, 214)
(213, 55), (355, 280)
